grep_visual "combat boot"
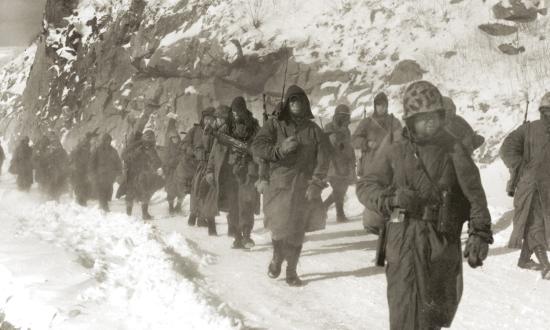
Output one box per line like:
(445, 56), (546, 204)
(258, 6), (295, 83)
(336, 201), (349, 223)
(533, 246), (550, 279)
(207, 218), (217, 236)
(197, 218), (208, 227)
(323, 193), (335, 210)
(242, 226), (255, 249)
(227, 225), (236, 237)
(126, 203), (133, 216)
(142, 203), (153, 221)
(232, 231), (244, 249)
(187, 213), (197, 226)
(174, 200), (182, 214)
(168, 200), (175, 216)
(268, 240), (284, 278)
(518, 243), (542, 271)
(285, 244), (303, 286)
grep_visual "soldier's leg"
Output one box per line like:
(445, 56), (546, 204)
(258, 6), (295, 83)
(268, 239), (284, 279)
(141, 199), (153, 220)
(526, 192), (550, 278)
(125, 191), (134, 216)
(207, 217), (217, 236)
(229, 199), (243, 249)
(98, 183), (110, 212)
(333, 181), (349, 222)
(323, 192), (335, 209)
(238, 185), (256, 249)
(283, 232), (305, 286)
(518, 241), (542, 270)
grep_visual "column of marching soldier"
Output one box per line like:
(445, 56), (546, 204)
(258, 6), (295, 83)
(3, 80), (550, 329)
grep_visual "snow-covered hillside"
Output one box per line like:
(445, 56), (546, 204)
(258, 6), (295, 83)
(1, 0), (549, 160)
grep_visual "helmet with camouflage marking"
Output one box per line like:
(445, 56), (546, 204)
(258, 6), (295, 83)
(539, 92), (550, 111)
(402, 81), (445, 119)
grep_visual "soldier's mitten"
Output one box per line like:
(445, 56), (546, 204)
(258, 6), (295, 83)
(463, 235), (489, 268)
(392, 188), (422, 215)
(279, 136), (299, 156)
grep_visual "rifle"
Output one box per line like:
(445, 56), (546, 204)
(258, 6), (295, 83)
(280, 43), (289, 106)
(262, 93), (268, 124)
(209, 129), (251, 157)
(375, 222), (387, 267)
(506, 98), (529, 197)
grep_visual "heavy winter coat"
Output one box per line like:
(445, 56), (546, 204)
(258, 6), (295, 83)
(163, 137), (186, 198)
(32, 135), (50, 185)
(90, 136), (121, 188)
(122, 142), (163, 203)
(41, 142), (70, 198)
(352, 113), (402, 175)
(324, 120), (356, 183)
(357, 129), (491, 330)
(10, 139), (33, 190)
(252, 85), (330, 242)
(0, 144), (4, 173)
(190, 127), (215, 217)
(177, 125), (201, 190)
(500, 119), (550, 249)
(69, 139), (93, 200)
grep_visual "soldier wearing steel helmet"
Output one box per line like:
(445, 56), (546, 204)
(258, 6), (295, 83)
(357, 81), (493, 329)
(323, 104), (356, 223)
(352, 92), (402, 176)
(500, 92), (550, 279)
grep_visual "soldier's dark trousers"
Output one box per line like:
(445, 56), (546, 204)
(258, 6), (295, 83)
(283, 240), (303, 286)
(325, 180), (349, 219)
(525, 191), (547, 251)
(74, 182), (90, 206)
(97, 182), (113, 211)
(16, 172), (33, 191)
(237, 183), (256, 238)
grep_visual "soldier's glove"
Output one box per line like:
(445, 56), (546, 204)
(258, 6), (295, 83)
(463, 226), (493, 268)
(464, 235), (489, 268)
(278, 136), (299, 157)
(205, 172), (215, 186)
(391, 188), (422, 215)
(255, 179), (269, 194)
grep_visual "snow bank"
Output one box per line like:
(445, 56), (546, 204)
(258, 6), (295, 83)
(0, 183), (237, 329)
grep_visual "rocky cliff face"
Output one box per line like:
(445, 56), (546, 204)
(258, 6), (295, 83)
(1, 0), (550, 162)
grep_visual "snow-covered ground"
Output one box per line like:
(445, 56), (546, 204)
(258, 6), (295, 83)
(0, 158), (549, 329)
(0, 174), (239, 329)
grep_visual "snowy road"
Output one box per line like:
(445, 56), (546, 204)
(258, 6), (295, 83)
(1, 160), (550, 329)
